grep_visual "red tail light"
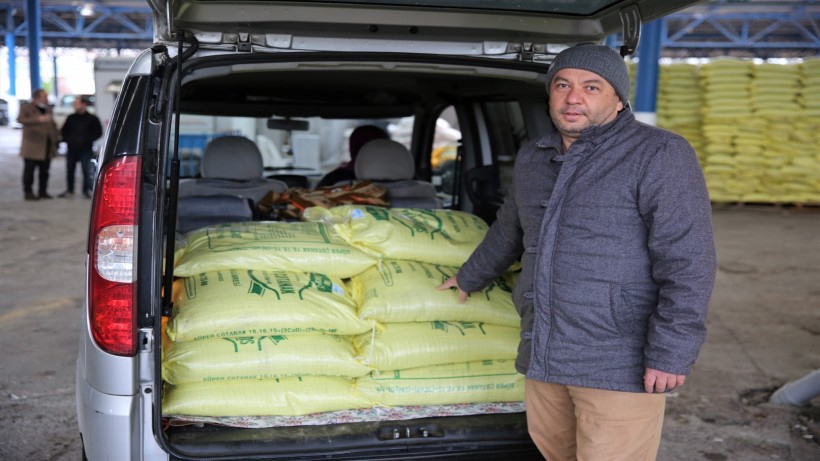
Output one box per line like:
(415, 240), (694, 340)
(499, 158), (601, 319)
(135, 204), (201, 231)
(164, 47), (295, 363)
(89, 156), (141, 356)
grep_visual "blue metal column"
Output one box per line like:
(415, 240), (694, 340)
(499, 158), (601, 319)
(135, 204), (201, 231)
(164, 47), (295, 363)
(24, 0), (42, 92)
(5, 7), (15, 96)
(52, 55), (57, 99)
(634, 19), (663, 126)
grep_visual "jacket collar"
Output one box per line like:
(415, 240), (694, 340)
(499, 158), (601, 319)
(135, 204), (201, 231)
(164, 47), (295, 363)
(536, 109), (634, 152)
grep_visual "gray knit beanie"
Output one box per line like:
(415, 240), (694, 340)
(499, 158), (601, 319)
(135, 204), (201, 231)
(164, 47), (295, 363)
(545, 44), (631, 106)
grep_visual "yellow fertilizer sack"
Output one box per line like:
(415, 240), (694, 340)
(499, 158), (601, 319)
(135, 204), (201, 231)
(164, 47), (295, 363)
(162, 232), (188, 274)
(175, 221), (376, 279)
(162, 377), (372, 417)
(162, 334), (371, 384)
(355, 321), (520, 371)
(353, 260), (519, 327)
(168, 270), (372, 341)
(357, 359), (524, 406)
(303, 206), (488, 266)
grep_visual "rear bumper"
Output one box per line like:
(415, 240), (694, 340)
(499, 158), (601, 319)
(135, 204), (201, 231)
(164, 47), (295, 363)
(76, 373), (167, 461)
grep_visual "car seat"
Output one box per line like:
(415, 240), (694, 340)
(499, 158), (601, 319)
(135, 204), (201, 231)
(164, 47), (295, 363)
(176, 195), (255, 234)
(176, 136), (288, 232)
(353, 138), (442, 209)
(178, 135), (288, 203)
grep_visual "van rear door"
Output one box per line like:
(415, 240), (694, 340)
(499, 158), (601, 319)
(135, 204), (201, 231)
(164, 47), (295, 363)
(147, 0), (702, 59)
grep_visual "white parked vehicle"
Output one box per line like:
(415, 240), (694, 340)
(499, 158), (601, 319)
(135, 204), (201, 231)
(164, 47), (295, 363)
(75, 1), (701, 460)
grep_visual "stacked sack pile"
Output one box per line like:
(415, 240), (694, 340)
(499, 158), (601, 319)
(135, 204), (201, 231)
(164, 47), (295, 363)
(802, 58), (820, 119)
(745, 62), (807, 203)
(655, 63), (706, 165)
(162, 209), (523, 418)
(653, 58), (819, 204)
(698, 58), (756, 202)
(303, 206), (524, 408)
(162, 221), (378, 416)
(794, 59), (820, 204)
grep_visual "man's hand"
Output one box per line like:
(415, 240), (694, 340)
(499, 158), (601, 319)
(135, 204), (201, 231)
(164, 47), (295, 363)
(436, 277), (469, 303)
(644, 368), (686, 393)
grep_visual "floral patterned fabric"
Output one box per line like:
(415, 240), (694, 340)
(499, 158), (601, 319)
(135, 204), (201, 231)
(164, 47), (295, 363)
(166, 401), (525, 429)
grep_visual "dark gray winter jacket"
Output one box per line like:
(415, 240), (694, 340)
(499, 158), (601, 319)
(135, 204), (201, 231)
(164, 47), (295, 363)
(457, 109), (717, 393)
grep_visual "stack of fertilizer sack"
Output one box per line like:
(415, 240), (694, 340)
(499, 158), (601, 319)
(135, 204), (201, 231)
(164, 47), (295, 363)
(305, 206), (524, 407)
(162, 208), (523, 418)
(655, 63), (705, 165)
(625, 57), (820, 205)
(745, 62), (809, 203)
(698, 58), (756, 202)
(793, 59), (820, 204)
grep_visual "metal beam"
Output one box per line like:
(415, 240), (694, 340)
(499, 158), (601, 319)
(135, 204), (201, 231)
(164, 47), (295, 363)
(0, 2), (153, 49)
(663, 10), (820, 53)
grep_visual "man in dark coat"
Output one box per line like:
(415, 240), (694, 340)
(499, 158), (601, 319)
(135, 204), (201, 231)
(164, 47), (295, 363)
(439, 45), (716, 460)
(59, 96), (103, 198)
(17, 89), (59, 200)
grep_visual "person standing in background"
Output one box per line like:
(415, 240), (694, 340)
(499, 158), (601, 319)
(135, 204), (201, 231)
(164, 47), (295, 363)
(17, 89), (59, 200)
(59, 96), (103, 199)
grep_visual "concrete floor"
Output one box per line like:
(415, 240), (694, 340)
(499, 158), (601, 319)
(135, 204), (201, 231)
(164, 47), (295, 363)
(0, 125), (818, 460)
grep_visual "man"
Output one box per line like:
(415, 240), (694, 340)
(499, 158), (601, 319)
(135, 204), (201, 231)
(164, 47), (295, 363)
(59, 96), (103, 198)
(439, 44), (717, 460)
(316, 124), (388, 188)
(17, 89), (59, 200)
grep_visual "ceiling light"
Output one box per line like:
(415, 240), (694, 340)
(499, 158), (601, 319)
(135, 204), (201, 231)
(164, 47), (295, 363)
(80, 3), (94, 17)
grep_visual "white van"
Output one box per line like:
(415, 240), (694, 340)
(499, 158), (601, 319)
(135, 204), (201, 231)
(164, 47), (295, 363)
(75, 1), (701, 459)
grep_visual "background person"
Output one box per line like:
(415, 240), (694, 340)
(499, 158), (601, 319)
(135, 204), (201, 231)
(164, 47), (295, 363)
(438, 44), (717, 460)
(17, 89), (59, 200)
(59, 97), (103, 198)
(316, 124), (388, 188)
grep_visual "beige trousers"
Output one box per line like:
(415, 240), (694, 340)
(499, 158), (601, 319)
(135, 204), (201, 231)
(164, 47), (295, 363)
(525, 379), (666, 461)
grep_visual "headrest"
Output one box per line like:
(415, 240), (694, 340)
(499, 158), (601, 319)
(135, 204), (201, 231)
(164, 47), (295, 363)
(354, 139), (414, 181)
(201, 136), (264, 180)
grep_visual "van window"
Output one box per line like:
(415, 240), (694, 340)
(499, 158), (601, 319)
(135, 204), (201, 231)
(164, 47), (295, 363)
(428, 106), (461, 205)
(482, 100), (528, 194)
(173, 113), (410, 185)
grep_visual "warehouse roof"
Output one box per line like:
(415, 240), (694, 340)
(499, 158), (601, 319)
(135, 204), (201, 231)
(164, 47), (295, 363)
(1, 0), (818, 57)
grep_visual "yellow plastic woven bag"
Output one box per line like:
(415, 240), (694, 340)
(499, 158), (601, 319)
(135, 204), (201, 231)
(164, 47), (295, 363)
(168, 270), (372, 341)
(303, 206), (489, 266)
(162, 377), (372, 417)
(355, 321), (520, 371)
(175, 221), (376, 278)
(353, 260), (519, 326)
(162, 334), (371, 384)
(357, 360), (524, 406)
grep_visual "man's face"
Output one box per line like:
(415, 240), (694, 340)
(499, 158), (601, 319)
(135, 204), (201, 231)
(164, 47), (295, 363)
(548, 68), (624, 148)
(33, 91), (49, 105)
(73, 98), (86, 112)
